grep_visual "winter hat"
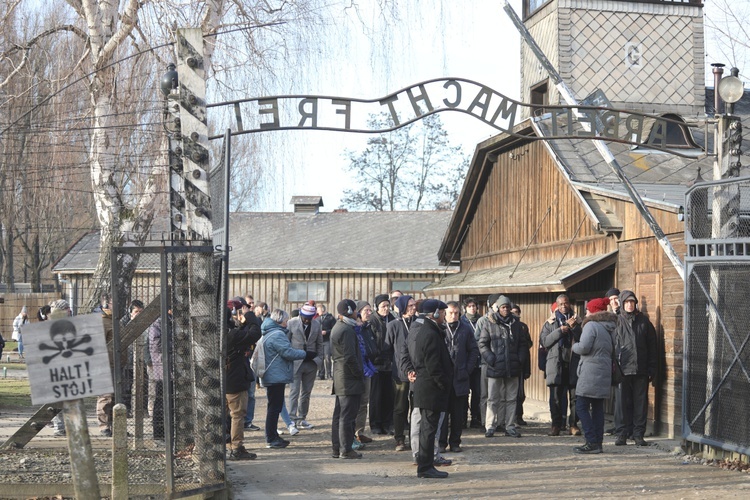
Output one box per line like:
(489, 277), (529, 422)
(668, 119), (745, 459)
(550, 302), (558, 313)
(227, 298), (244, 310)
(619, 290), (637, 305)
(300, 303), (317, 318)
(356, 300), (371, 314)
(421, 299), (448, 315)
(605, 288), (621, 299)
(394, 295), (413, 315)
(21, 306), (28, 314)
(494, 295), (512, 308)
(586, 297), (610, 314)
(374, 294), (390, 308)
(49, 299), (70, 312)
(337, 299), (357, 317)
(487, 294), (501, 308)
(291, 309), (300, 318)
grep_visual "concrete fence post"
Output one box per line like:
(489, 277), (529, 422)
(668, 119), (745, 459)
(112, 403), (128, 499)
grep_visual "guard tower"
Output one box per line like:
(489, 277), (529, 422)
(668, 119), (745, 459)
(520, 0), (705, 119)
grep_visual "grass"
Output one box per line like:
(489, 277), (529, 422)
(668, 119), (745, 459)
(0, 378), (32, 407)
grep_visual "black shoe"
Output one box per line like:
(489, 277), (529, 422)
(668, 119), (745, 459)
(100, 428), (112, 437)
(615, 435), (627, 446)
(340, 450), (363, 459)
(438, 445), (447, 454)
(470, 420), (483, 429)
(266, 438), (289, 449)
(485, 428), (495, 438)
(495, 425), (506, 433)
(449, 445), (462, 453)
(228, 446), (257, 460)
(331, 452), (340, 458)
(418, 467), (449, 479)
(517, 417), (528, 426)
(574, 442), (602, 454)
(634, 437), (648, 447)
(605, 427), (616, 435)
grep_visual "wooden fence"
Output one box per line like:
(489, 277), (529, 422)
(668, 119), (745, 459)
(0, 293), (60, 340)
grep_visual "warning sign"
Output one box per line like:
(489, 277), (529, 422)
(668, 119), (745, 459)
(22, 314), (113, 405)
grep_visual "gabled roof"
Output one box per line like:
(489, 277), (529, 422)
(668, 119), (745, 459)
(438, 91), (750, 264)
(54, 210), (455, 274)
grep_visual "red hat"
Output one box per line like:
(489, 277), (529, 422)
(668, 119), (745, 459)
(586, 297), (610, 314)
(550, 302), (558, 313)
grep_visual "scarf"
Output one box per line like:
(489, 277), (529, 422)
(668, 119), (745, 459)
(464, 312), (479, 324)
(354, 324), (377, 378)
(342, 316), (358, 327)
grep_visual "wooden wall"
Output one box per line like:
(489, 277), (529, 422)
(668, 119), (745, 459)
(59, 270), (450, 318)
(229, 271), (446, 313)
(460, 139), (613, 271)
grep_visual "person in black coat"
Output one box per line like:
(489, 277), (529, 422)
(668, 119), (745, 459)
(438, 301), (479, 453)
(367, 294), (395, 434)
(614, 290), (657, 447)
(410, 300), (453, 479)
(226, 305), (261, 460)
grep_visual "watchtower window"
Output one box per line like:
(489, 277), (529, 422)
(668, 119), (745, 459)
(523, 0), (552, 18)
(530, 81), (549, 117)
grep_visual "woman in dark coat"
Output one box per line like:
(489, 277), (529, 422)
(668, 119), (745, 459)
(572, 298), (616, 454)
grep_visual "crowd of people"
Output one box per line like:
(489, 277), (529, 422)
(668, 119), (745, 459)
(221, 287), (657, 479)
(8, 284), (656, 478)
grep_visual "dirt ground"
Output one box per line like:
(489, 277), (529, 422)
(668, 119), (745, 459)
(1, 365), (749, 499)
(227, 379), (750, 499)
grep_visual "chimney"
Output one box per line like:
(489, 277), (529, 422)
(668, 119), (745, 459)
(290, 196), (323, 214)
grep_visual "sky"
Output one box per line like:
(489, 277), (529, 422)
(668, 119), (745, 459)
(243, 0), (523, 212)
(226, 0), (747, 213)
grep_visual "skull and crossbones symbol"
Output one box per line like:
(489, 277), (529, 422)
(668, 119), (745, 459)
(39, 319), (94, 364)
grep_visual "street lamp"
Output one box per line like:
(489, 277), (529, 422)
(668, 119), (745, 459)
(718, 67), (743, 116)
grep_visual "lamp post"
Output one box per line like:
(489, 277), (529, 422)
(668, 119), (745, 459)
(706, 65), (744, 439)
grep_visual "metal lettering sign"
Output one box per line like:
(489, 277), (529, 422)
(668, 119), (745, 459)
(23, 314), (113, 405)
(207, 77), (699, 158)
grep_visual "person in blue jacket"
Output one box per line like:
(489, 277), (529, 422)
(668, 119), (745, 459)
(259, 309), (310, 449)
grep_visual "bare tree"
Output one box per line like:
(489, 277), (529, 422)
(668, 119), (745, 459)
(341, 112), (467, 211)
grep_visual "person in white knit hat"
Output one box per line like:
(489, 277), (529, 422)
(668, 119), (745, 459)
(12, 306), (29, 358)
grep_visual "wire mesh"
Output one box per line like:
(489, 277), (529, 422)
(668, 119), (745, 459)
(110, 245), (224, 496)
(685, 262), (750, 452)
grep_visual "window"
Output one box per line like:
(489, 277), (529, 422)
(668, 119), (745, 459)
(390, 280), (434, 298)
(524, 0), (552, 18)
(287, 281), (328, 302)
(530, 80), (549, 117)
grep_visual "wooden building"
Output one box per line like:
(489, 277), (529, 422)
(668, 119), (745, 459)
(52, 197), (457, 315)
(423, 0), (746, 439)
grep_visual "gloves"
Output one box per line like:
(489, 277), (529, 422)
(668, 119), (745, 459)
(304, 351), (317, 362)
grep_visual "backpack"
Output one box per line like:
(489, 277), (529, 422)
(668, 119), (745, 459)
(250, 334), (280, 385)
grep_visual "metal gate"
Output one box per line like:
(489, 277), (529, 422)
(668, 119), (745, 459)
(111, 244), (225, 498)
(684, 176), (750, 456)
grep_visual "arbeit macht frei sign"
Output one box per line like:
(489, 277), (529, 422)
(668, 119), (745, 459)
(210, 77), (690, 156)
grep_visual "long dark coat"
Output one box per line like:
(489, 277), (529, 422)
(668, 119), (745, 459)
(445, 320), (479, 396)
(331, 319), (365, 396)
(410, 318), (453, 412)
